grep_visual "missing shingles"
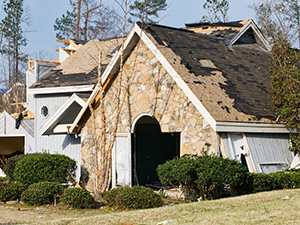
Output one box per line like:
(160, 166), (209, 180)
(199, 59), (217, 69)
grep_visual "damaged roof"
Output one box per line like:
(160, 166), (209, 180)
(143, 23), (274, 123)
(30, 37), (123, 89)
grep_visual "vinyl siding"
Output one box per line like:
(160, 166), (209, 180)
(34, 93), (82, 182)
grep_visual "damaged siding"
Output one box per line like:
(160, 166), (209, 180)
(245, 133), (293, 173)
(221, 132), (293, 173)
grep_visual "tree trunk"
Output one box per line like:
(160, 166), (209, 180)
(75, 0), (82, 40)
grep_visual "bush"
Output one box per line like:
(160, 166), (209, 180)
(0, 176), (9, 182)
(104, 186), (163, 210)
(14, 153), (77, 186)
(157, 156), (197, 189)
(4, 154), (25, 180)
(60, 188), (94, 209)
(252, 169), (300, 193)
(157, 154), (251, 200)
(21, 181), (63, 206)
(0, 181), (26, 202)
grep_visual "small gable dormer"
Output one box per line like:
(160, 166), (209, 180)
(185, 19), (271, 51)
(228, 19), (271, 51)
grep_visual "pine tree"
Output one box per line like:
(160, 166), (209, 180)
(202, 0), (229, 23)
(128, 0), (167, 25)
(0, 0), (27, 88)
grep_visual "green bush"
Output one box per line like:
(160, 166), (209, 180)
(157, 154), (251, 200)
(156, 156), (197, 189)
(0, 181), (26, 202)
(21, 181), (63, 206)
(104, 186), (163, 210)
(252, 169), (300, 193)
(0, 176), (9, 182)
(14, 153), (77, 186)
(4, 154), (25, 180)
(60, 188), (94, 209)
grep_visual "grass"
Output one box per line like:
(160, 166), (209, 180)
(1, 188), (300, 224)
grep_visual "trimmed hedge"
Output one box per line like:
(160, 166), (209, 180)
(4, 154), (25, 180)
(157, 155), (251, 200)
(21, 181), (63, 206)
(0, 181), (26, 202)
(252, 169), (300, 193)
(60, 188), (94, 208)
(104, 186), (163, 209)
(14, 153), (77, 187)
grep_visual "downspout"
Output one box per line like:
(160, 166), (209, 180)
(216, 132), (220, 156)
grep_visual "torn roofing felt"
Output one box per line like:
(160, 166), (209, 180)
(30, 37), (123, 89)
(141, 23), (275, 123)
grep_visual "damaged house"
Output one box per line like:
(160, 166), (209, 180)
(65, 20), (294, 191)
(26, 38), (122, 181)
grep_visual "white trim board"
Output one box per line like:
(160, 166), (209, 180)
(215, 122), (289, 133)
(28, 85), (93, 95)
(40, 94), (86, 135)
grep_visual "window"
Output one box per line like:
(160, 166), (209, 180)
(41, 105), (49, 118)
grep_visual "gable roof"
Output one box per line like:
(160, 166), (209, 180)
(29, 37), (123, 94)
(40, 94), (86, 135)
(69, 22), (288, 134)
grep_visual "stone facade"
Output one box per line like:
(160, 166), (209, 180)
(81, 40), (217, 191)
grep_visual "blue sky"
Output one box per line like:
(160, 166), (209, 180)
(2, 0), (256, 61)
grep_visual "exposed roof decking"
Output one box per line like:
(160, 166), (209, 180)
(30, 37), (123, 89)
(143, 24), (275, 124)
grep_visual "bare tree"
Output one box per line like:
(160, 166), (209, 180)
(54, 0), (122, 41)
(86, 0), (128, 199)
(252, 0), (300, 47)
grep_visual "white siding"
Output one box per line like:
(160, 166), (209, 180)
(34, 93), (82, 182)
(0, 111), (35, 154)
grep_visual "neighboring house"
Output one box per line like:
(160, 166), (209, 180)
(0, 110), (34, 176)
(27, 37), (122, 182)
(68, 20), (294, 192)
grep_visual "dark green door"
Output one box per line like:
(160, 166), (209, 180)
(135, 122), (179, 185)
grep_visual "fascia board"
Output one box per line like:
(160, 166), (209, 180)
(69, 85), (100, 133)
(101, 24), (138, 82)
(215, 121), (289, 133)
(228, 20), (271, 51)
(0, 134), (26, 137)
(28, 85), (93, 95)
(40, 94), (86, 135)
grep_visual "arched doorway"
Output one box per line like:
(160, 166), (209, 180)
(133, 116), (180, 186)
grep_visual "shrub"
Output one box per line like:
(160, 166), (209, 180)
(0, 181), (26, 202)
(21, 181), (63, 206)
(157, 154), (251, 200)
(0, 176), (9, 182)
(104, 186), (163, 210)
(156, 156), (197, 189)
(4, 154), (25, 180)
(60, 188), (94, 209)
(252, 169), (300, 193)
(195, 155), (250, 199)
(14, 153), (77, 186)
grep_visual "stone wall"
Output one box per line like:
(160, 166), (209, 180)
(80, 40), (217, 191)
